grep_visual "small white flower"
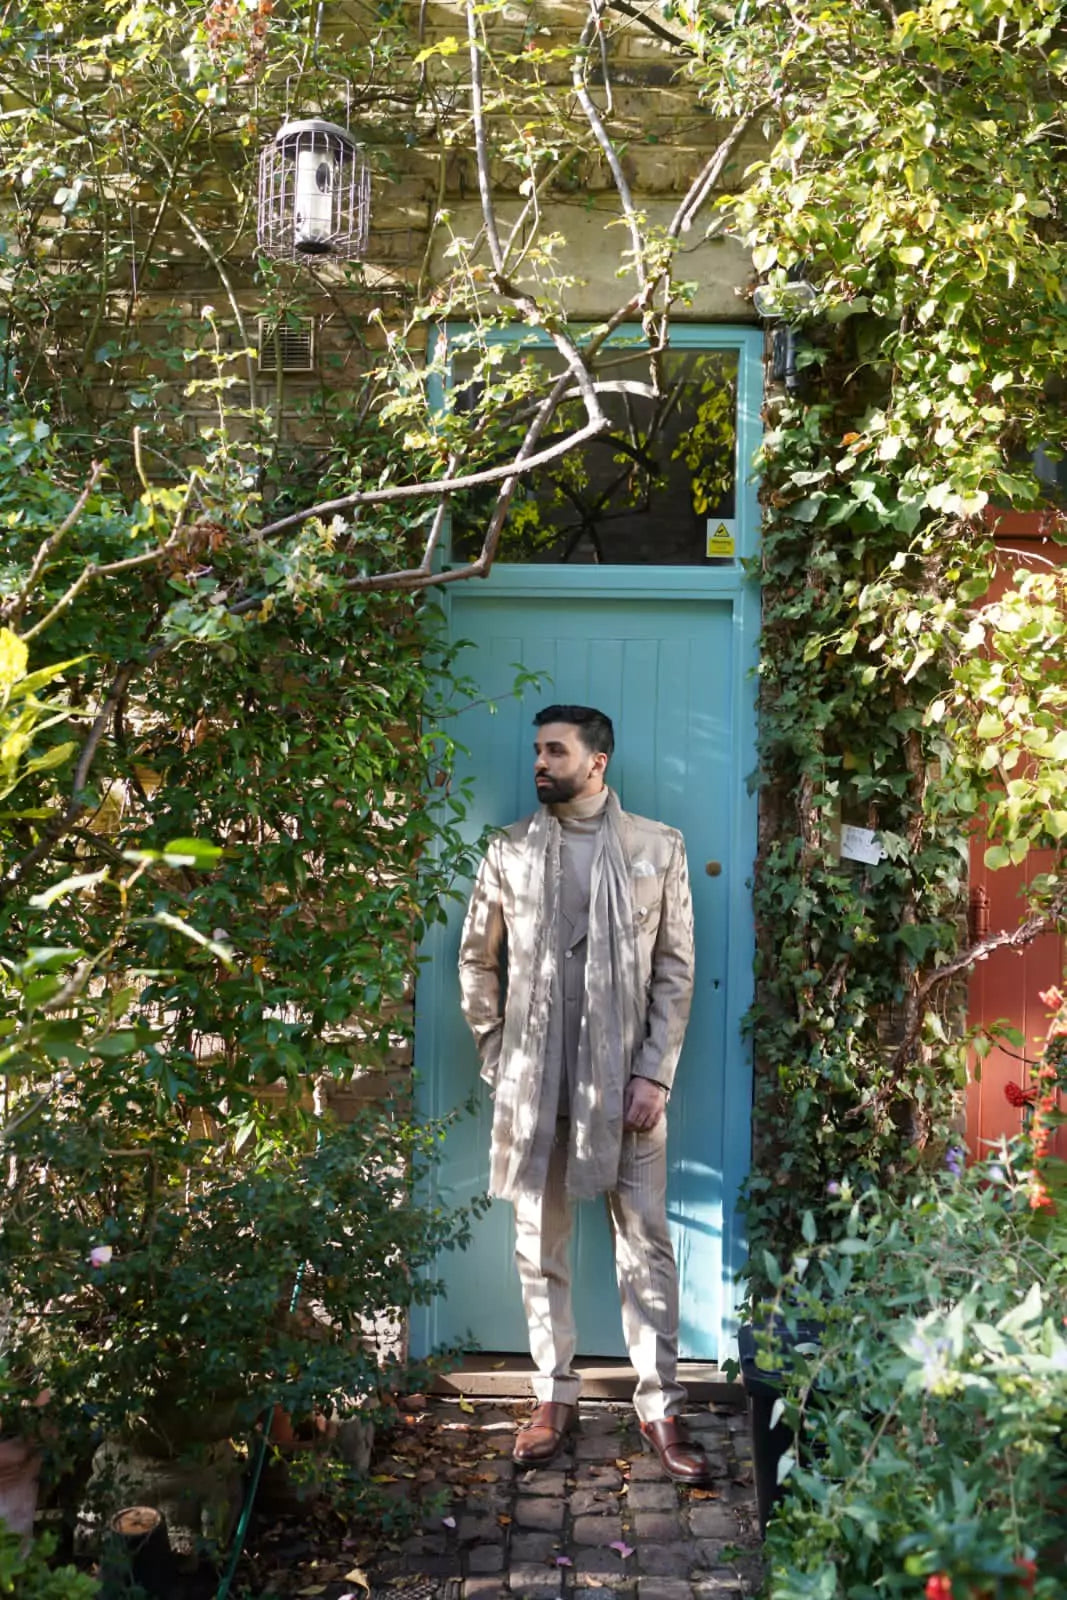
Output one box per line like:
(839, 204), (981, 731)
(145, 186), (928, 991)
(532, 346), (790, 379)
(88, 1245), (112, 1268)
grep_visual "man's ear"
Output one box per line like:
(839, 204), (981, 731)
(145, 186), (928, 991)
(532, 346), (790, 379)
(593, 750), (609, 780)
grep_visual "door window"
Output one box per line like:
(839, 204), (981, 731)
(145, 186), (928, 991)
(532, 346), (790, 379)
(450, 346), (740, 565)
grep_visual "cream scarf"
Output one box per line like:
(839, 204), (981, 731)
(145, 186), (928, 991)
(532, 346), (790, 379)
(490, 787), (643, 1201)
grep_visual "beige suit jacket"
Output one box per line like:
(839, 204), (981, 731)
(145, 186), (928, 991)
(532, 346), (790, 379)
(459, 803), (695, 1102)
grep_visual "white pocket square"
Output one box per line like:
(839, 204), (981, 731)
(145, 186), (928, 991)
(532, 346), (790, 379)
(632, 859), (657, 878)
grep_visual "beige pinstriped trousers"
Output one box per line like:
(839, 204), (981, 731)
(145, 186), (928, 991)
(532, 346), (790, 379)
(512, 1116), (687, 1423)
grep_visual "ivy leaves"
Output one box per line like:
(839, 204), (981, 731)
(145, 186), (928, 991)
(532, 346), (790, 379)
(927, 568), (1067, 863)
(688, 0), (1067, 1262)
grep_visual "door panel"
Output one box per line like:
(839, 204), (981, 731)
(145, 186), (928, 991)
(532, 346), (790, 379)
(967, 847), (1066, 1160)
(413, 585), (753, 1361)
(965, 534), (1067, 1163)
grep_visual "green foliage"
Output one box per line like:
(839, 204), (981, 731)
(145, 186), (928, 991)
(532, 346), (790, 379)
(676, 0), (1067, 1262)
(755, 1159), (1067, 1598)
(0, 0), (505, 1552)
(0, 1528), (97, 1598)
(920, 568), (1067, 864)
(3, 1092), (485, 1456)
(750, 992), (1067, 1596)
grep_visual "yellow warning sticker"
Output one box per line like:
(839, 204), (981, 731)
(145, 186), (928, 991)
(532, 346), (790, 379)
(706, 520), (736, 558)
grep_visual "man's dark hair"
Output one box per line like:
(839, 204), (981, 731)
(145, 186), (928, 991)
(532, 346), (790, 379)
(534, 704), (615, 759)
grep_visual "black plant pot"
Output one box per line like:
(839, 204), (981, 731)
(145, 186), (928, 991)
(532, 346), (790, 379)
(737, 1320), (821, 1535)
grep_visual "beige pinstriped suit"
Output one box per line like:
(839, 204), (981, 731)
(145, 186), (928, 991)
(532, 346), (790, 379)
(459, 788), (695, 1420)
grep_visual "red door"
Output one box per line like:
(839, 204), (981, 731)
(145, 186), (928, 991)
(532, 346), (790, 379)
(965, 515), (1066, 1160)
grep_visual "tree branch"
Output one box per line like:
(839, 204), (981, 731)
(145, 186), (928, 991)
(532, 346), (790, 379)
(22, 534), (184, 644)
(467, 0), (505, 278)
(667, 110), (762, 241)
(2, 462), (105, 627)
(573, 0), (647, 298)
(604, 0), (694, 53)
(256, 414), (611, 542)
(850, 887), (1067, 1118)
(5, 652), (165, 887)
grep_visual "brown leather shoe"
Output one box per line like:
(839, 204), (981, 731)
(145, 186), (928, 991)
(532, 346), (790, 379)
(639, 1416), (713, 1485)
(513, 1401), (577, 1465)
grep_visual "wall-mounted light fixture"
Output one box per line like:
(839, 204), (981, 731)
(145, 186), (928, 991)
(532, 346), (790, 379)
(257, 118), (370, 263)
(753, 277), (817, 392)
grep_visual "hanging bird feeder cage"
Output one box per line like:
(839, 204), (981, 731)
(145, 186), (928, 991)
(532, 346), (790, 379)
(257, 118), (370, 262)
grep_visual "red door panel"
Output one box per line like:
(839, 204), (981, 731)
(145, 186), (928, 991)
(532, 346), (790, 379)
(965, 519), (1066, 1160)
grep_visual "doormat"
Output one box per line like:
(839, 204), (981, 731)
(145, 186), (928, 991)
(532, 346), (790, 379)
(372, 1581), (461, 1600)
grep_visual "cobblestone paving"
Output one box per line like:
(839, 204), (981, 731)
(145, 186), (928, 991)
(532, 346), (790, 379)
(369, 1398), (764, 1600)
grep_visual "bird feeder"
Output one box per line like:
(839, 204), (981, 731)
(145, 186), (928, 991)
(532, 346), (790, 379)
(257, 118), (370, 262)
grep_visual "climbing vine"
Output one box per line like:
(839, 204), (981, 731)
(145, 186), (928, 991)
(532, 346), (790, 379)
(684, 0), (1067, 1260)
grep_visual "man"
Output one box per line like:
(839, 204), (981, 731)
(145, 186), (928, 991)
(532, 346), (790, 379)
(458, 704), (711, 1484)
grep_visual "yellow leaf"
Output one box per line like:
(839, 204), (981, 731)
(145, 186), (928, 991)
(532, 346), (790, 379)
(458, 1398), (475, 1413)
(0, 629), (28, 690)
(345, 1570), (371, 1591)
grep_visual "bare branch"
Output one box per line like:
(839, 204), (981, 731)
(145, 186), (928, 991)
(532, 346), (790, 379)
(573, 0), (647, 297)
(467, 0), (505, 277)
(22, 534), (184, 644)
(257, 414), (610, 542)
(604, 0), (693, 53)
(913, 903), (1067, 1017)
(417, 479), (455, 574)
(471, 363), (579, 574)
(668, 110), (762, 241)
(2, 462), (105, 627)
(173, 205), (258, 407)
(849, 886), (1067, 1119)
(458, 0), (623, 440)
(503, 149), (575, 270)
(5, 657), (148, 886)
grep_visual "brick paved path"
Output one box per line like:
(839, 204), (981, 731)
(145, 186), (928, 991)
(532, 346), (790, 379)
(369, 1398), (763, 1600)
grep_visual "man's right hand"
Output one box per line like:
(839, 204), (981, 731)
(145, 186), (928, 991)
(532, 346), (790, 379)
(623, 1076), (668, 1132)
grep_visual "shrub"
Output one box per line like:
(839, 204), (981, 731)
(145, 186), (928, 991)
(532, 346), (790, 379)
(754, 1098), (1067, 1598)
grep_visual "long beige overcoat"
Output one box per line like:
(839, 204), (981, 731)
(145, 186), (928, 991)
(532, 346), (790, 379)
(458, 798), (695, 1198)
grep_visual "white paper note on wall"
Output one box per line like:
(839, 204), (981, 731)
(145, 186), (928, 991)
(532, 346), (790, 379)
(840, 825), (885, 865)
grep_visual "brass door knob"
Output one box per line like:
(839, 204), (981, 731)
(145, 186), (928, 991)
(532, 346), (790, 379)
(705, 860), (722, 877)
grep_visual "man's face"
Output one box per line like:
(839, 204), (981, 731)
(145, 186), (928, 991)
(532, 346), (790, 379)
(533, 722), (607, 805)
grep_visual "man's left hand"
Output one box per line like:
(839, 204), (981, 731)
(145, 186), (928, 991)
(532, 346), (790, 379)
(623, 1076), (668, 1132)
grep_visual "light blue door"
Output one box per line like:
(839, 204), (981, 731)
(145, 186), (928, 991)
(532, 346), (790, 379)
(411, 329), (760, 1365)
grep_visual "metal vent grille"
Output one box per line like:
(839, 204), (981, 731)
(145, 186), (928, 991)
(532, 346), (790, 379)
(257, 317), (315, 374)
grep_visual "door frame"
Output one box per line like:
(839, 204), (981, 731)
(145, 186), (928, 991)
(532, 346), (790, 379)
(410, 324), (763, 1362)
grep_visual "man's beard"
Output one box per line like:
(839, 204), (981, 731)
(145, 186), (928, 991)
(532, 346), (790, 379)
(535, 773), (584, 805)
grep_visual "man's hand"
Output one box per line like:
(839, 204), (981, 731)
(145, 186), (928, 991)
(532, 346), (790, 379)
(623, 1076), (668, 1132)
